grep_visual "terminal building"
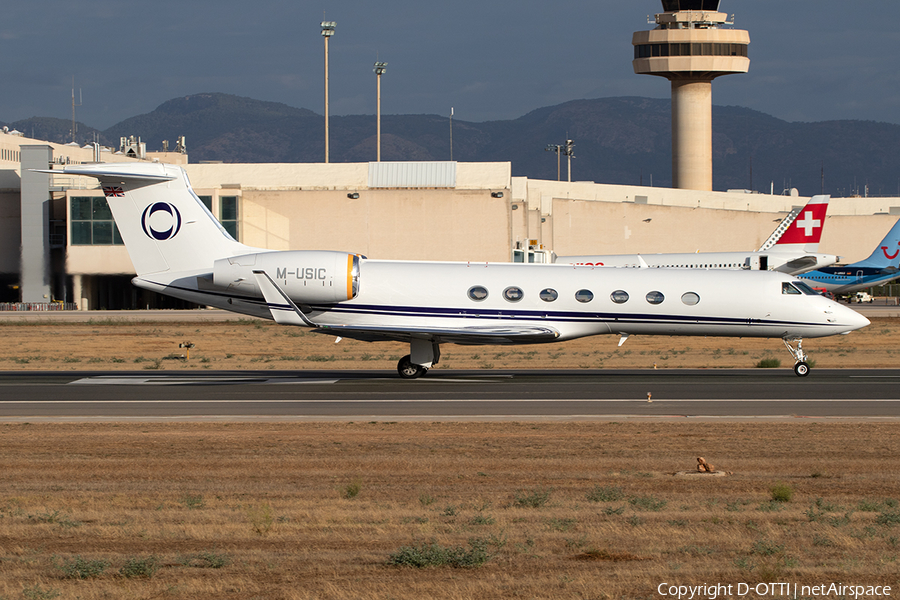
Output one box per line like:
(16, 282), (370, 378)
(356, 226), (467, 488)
(2, 0), (898, 310)
(2, 128), (899, 310)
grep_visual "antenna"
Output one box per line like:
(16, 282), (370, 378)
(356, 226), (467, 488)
(71, 76), (82, 144)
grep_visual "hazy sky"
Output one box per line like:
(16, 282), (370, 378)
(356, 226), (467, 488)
(1, 1), (898, 129)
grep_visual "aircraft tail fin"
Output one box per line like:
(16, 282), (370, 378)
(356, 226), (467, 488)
(855, 217), (900, 269)
(49, 163), (257, 276)
(759, 195), (829, 253)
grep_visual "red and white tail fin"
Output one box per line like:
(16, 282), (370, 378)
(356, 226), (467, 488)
(758, 195), (829, 253)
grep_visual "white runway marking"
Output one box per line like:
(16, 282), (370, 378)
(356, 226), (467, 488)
(66, 376), (508, 386)
(2, 398), (899, 404)
(68, 377), (340, 386)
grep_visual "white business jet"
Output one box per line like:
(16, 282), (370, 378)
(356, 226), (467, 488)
(44, 163), (868, 378)
(557, 195), (838, 275)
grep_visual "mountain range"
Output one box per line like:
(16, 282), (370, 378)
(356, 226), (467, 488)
(4, 92), (899, 197)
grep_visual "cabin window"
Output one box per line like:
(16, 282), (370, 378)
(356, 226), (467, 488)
(503, 286), (524, 302)
(782, 282), (802, 295)
(610, 290), (629, 304)
(575, 289), (594, 303)
(539, 288), (558, 302)
(468, 286), (489, 301)
(646, 291), (665, 305)
(682, 292), (700, 306)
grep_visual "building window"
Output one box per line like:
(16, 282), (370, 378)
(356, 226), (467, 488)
(198, 195), (213, 212)
(70, 196), (123, 245)
(635, 42), (748, 60)
(220, 196), (239, 241)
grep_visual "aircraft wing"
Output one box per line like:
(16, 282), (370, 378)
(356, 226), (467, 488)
(253, 269), (559, 344)
(312, 323), (560, 345)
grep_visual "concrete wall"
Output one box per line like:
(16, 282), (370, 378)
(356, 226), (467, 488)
(240, 188), (510, 262)
(59, 163), (900, 277)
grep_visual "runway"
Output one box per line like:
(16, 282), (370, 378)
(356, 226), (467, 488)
(1, 369), (899, 421)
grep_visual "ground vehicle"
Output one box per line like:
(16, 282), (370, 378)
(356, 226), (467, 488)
(812, 287), (836, 301)
(854, 291), (874, 303)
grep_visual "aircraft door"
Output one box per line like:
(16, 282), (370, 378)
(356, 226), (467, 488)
(759, 256), (768, 271)
(856, 270), (864, 283)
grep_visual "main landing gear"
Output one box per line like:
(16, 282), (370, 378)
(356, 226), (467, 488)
(397, 355), (428, 379)
(783, 338), (810, 377)
(397, 339), (441, 379)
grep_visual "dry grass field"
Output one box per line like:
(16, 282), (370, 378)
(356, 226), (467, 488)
(1, 318), (899, 598)
(1, 422), (899, 600)
(0, 316), (896, 371)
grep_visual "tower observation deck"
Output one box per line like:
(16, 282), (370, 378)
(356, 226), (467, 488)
(633, 0), (750, 191)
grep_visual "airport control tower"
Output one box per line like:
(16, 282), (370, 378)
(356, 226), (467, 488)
(633, 0), (749, 191)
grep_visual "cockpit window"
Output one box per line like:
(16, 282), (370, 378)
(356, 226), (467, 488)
(782, 282), (801, 295)
(792, 281), (820, 296)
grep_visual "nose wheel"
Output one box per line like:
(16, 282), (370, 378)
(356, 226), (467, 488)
(793, 361), (810, 377)
(783, 338), (811, 377)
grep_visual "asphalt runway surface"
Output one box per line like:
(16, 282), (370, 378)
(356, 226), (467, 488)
(1, 369), (899, 421)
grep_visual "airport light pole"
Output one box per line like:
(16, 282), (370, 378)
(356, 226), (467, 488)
(374, 61), (387, 162)
(545, 143), (562, 181)
(564, 139), (575, 183)
(321, 21), (336, 163)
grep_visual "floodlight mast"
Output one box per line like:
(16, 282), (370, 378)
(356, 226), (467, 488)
(545, 144), (562, 182)
(321, 21), (336, 163)
(374, 61), (387, 162)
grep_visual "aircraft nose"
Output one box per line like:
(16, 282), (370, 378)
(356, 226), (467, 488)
(838, 304), (870, 332)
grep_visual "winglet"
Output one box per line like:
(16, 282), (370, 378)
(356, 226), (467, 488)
(252, 270), (317, 327)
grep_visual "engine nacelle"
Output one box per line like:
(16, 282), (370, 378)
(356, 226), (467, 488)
(213, 250), (360, 303)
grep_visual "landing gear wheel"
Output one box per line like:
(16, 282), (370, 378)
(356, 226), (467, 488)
(793, 362), (810, 377)
(783, 338), (811, 377)
(397, 355), (427, 379)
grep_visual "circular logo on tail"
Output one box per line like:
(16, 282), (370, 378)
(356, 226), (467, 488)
(141, 202), (182, 241)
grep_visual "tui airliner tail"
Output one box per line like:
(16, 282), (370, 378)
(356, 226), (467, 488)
(852, 217), (900, 269)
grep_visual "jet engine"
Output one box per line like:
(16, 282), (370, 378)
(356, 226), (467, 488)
(213, 250), (360, 303)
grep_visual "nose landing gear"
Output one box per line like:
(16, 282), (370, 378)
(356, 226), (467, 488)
(783, 338), (810, 377)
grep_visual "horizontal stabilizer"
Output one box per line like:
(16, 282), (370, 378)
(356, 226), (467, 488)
(313, 324), (560, 345)
(33, 163), (178, 182)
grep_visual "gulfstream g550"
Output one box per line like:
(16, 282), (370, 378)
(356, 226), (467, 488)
(43, 163), (868, 378)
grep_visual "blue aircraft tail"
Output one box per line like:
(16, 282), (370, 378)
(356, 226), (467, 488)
(853, 217), (900, 269)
